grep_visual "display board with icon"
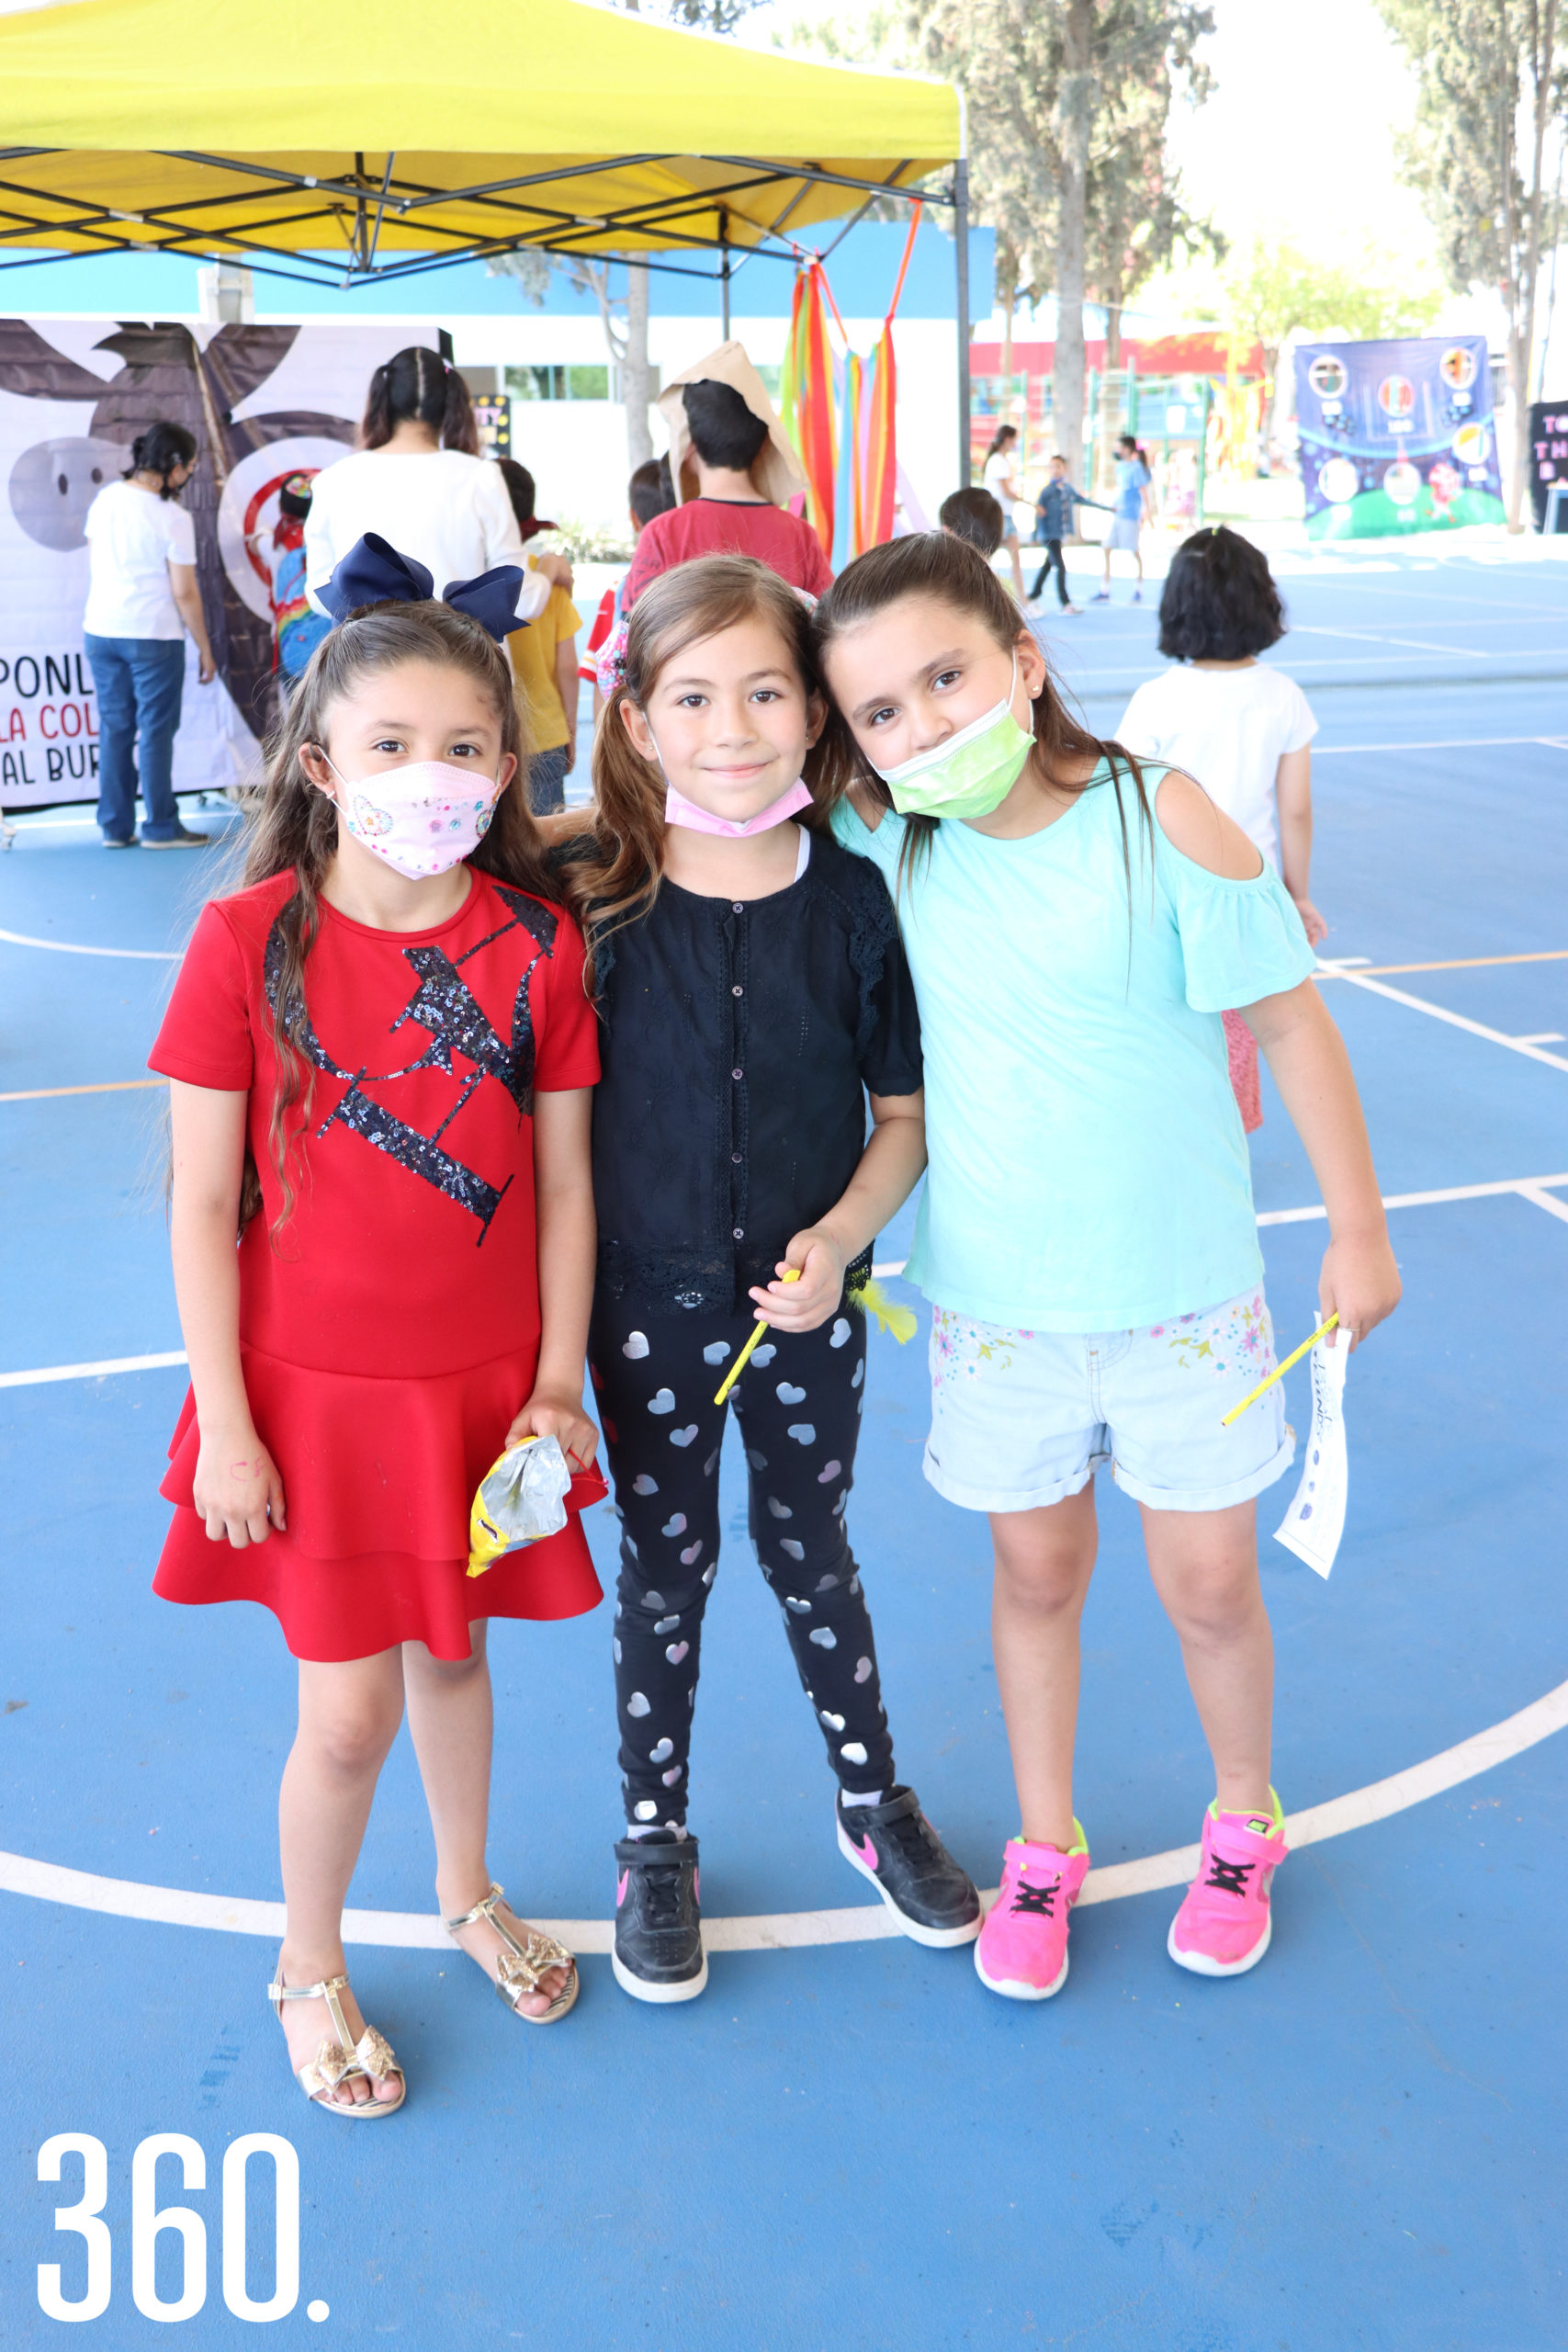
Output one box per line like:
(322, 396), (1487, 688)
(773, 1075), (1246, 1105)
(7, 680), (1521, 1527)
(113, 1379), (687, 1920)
(1294, 335), (1504, 539)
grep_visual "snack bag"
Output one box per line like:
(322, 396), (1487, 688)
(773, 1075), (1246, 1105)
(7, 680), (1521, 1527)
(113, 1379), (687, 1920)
(468, 1434), (573, 1577)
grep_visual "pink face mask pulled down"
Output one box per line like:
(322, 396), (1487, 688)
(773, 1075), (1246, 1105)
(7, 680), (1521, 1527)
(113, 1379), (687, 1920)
(663, 777), (813, 838)
(326, 755), (503, 880)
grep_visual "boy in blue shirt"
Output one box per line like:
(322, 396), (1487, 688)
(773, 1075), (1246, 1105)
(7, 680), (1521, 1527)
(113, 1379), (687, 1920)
(1028, 455), (1108, 615)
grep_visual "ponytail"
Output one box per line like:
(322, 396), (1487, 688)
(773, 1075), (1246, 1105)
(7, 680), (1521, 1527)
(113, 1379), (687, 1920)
(360, 346), (478, 454)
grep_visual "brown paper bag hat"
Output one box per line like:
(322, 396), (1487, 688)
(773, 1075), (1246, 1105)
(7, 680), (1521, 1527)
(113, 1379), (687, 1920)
(657, 339), (808, 508)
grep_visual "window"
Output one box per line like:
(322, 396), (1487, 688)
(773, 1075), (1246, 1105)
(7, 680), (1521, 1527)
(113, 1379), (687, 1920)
(504, 365), (612, 402)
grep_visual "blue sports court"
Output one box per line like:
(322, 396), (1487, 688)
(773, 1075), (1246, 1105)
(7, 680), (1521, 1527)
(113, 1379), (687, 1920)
(2, 540), (1564, 2347)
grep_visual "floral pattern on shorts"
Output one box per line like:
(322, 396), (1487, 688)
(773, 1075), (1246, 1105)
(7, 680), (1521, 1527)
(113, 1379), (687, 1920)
(1152, 1290), (1273, 1377)
(931, 1306), (1037, 1391)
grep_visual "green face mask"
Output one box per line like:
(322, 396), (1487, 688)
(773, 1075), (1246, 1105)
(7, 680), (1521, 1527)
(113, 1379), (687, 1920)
(870, 656), (1035, 820)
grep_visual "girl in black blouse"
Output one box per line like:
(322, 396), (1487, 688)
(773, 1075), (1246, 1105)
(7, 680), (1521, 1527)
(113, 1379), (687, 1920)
(559, 556), (979, 2001)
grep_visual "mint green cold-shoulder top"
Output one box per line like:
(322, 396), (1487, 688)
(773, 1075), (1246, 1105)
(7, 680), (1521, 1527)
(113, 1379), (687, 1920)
(831, 762), (1316, 1330)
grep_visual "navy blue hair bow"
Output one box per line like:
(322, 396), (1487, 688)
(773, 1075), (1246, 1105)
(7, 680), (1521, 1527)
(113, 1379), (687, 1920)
(318, 532), (526, 642)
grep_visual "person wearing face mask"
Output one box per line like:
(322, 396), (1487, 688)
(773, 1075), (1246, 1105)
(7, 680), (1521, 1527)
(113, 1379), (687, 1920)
(82, 421), (216, 848)
(551, 554), (981, 2004)
(811, 531), (1401, 2004)
(146, 536), (606, 2118)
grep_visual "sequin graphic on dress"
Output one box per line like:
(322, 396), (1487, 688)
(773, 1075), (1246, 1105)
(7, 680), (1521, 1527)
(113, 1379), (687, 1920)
(264, 886), (558, 1240)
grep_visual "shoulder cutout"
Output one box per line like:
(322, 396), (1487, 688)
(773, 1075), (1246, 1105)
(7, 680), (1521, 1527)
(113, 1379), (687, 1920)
(1154, 769), (1264, 881)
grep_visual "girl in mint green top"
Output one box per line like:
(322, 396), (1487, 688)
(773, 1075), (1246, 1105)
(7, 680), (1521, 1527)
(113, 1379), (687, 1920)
(810, 530), (1401, 1996)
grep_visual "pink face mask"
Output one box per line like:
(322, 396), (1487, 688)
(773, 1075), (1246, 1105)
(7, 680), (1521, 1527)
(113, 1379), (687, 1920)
(323, 754), (503, 880)
(663, 777), (813, 838)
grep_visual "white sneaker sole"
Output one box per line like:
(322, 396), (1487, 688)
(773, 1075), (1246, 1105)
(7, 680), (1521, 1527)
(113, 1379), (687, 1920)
(1167, 1910), (1272, 1977)
(836, 1819), (981, 1948)
(973, 1934), (1070, 2000)
(611, 1945), (708, 2003)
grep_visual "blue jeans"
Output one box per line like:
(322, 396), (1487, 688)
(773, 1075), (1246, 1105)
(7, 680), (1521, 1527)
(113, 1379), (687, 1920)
(85, 634), (186, 841)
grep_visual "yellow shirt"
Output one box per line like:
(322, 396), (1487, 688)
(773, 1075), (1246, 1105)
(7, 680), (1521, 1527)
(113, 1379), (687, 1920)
(507, 585), (581, 753)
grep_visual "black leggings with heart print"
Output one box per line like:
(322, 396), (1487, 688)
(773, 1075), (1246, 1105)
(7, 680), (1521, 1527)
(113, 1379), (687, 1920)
(588, 1295), (897, 1829)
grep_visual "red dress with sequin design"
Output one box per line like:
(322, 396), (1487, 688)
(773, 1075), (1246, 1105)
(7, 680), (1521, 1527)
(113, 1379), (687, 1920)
(149, 869), (605, 1662)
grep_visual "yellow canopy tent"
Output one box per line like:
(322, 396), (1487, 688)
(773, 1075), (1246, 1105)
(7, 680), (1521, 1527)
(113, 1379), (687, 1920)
(0, 0), (963, 284)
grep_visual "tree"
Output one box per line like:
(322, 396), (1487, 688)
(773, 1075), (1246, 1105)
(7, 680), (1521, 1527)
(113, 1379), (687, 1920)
(1375, 0), (1564, 526)
(1220, 237), (1445, 444)
(906, 0), (1215, 483)
(1086, 61), (1223, 485)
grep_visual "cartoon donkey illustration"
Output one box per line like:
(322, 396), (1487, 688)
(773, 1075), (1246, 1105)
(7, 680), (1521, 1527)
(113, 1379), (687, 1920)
(0, 319), (355, 741)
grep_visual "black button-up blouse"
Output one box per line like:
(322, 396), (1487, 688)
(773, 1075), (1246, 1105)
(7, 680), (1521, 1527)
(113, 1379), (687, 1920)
(585, 832), (922, 1317)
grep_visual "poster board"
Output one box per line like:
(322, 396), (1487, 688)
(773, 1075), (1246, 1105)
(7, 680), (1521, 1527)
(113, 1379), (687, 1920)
(0, 320), (435, 810)
(1527, 401), (1568, 532)
(1294, 334), (1504, 540)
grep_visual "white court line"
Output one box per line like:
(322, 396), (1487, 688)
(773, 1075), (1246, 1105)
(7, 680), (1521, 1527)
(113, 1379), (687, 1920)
(1519, 1185), (1568, 1227)
(0, 925), (180, 961)
(0, 1349), (187, 1390)
(1292, 625), (1492, 660)
(1315, 965), (1568, 1073)
(1312, 737), (1568, 756)
(4, 1676), (1563, 1951)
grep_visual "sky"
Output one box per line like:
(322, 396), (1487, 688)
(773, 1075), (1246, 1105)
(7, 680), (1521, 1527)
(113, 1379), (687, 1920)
(745, 0), (1438, 320)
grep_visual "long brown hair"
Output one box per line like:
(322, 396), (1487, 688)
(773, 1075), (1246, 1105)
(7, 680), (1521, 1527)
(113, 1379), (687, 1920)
(808, 531), (1153, 893)
(236, 601), (544, 1238)
(561, 555), (827, 974)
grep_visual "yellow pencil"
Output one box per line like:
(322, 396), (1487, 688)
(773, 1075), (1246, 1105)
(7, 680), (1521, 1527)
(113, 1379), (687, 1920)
(714, 1270), (801, 1406)
(1220, 1313), (1339, 1427)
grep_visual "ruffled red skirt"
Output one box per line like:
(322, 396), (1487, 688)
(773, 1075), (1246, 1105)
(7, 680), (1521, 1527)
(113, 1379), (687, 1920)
(155, 1344), (605, 1663)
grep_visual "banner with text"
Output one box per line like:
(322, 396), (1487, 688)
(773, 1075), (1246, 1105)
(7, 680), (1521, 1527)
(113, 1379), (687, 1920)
(0, 319), (433, 810)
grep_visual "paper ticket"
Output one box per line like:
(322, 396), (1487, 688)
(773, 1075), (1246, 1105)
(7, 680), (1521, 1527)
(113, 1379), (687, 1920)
(1273, 1329), (1349, 1578)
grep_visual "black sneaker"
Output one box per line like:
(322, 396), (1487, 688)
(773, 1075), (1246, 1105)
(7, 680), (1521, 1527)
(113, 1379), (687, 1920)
(141, 825), (212, 850)
(612, 1832), (707, 2003)
(837, 1786), (981, 1948)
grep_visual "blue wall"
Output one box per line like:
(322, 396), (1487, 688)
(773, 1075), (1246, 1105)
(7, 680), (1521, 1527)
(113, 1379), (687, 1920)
(0, 217), (991, 322)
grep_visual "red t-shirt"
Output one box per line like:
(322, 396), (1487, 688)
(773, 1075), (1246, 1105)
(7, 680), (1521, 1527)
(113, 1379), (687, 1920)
(150, 869), (599, 1383)
(623, 497), (834, 607)
(578, 584), (616, 683)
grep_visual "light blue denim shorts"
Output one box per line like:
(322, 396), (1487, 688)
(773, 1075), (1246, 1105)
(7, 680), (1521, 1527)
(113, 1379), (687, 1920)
(923, 1286), (1294, 1516)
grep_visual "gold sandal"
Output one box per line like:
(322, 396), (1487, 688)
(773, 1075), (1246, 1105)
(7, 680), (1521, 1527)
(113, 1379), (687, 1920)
(443, 1883), (579, 2024)
(267, 1970), (406, 2118)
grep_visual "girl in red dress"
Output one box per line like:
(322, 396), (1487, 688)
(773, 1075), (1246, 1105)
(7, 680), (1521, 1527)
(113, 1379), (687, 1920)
(151, 539), (604, 2116)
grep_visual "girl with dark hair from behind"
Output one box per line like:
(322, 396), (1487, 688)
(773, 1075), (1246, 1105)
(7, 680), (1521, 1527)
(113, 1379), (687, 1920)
(302, 346), (573, 624)
(553, 552), (980, 2005)
(979, 423), (1028, 602)
(1116, 525), (1325, 1133)
(811, 529), (1398, 2004)
(148, 548), (606, 2116)
(83, 418), (215, 847)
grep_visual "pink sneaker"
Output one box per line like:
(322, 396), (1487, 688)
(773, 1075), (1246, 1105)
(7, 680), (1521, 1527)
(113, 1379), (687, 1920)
(1168, 1792), (1288, 1977)
(974, 1825), (1089, 2000)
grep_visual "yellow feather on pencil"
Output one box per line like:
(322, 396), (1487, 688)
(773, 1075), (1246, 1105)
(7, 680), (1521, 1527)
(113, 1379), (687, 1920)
(852, 1277), (918, 1345)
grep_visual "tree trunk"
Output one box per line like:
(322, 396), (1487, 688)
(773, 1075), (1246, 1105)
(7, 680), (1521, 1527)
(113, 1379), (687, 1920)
(623, 261), (654, 470)
(1096, 294), (1122, 494)
(1052, 0), (1094, 487)
(1507, 0), (1558, 530)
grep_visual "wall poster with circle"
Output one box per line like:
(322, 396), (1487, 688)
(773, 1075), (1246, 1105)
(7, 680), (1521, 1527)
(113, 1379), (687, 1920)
(1293, 334), (1505, 541)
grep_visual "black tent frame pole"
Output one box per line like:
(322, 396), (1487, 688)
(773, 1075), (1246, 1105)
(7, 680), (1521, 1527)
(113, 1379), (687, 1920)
(954, 154), (971, 488)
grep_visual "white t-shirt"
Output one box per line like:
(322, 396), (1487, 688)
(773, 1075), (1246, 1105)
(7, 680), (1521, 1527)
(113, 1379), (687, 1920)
(982, 451), (1019, 518)
(303, 447), (547, 619)
(83, 479), (197, 639)
(1115, 661), (1317, 872)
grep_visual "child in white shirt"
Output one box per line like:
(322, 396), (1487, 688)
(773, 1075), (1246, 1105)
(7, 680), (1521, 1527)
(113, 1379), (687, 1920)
(1116, 527), (1323, 1130)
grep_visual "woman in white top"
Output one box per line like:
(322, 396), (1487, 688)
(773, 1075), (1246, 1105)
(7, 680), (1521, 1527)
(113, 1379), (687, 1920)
(1116, 526), (1322, 1131)
(304, 347), (569, 619)
(980, 424), (1028, 603)
(83, 421), (217, 850)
